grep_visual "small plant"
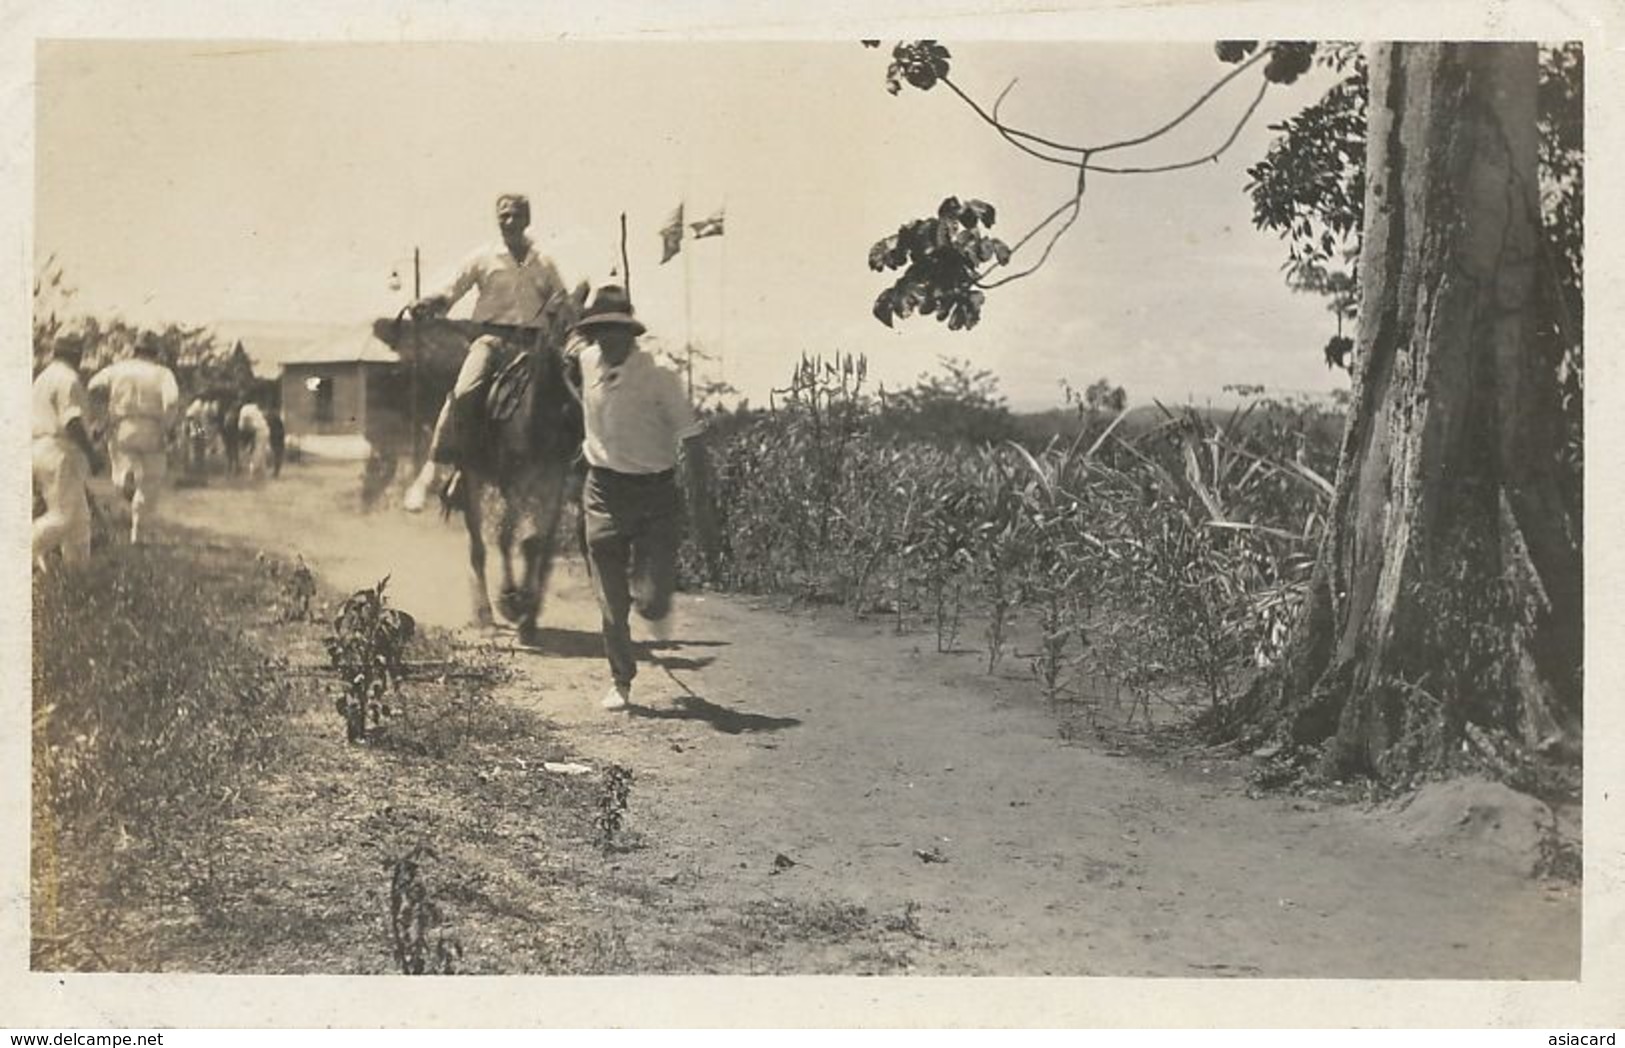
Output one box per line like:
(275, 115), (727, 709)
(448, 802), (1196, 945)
(1027, 582), (1081, 703)
(933, 580), (964, 653)
(1247, 752), (1306, 794)
(595, 763), (635, 850)
(324, 577), (416, 743)
(387, 843), (462, 975)
(1535, 830), (1582, 883)
(283, 556), (317, 622)
(884, 901), (929, 940)
(255, 552), (317, 622)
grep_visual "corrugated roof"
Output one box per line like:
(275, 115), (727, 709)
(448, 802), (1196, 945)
(210, 319), (353, 373)
(281, 326), (402, 366)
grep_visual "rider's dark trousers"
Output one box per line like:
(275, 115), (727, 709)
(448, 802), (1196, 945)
(581, 465), (681, 690)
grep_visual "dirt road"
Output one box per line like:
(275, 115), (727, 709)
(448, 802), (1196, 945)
(162, 461), (1580, 977)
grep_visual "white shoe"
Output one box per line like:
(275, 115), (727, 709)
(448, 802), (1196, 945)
(601, 685), (631, 711)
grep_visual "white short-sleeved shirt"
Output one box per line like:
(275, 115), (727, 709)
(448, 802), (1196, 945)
(32, 359), (90, 442)
(89, 358), (180, 424)
(437, 238), (567, 327)
(89, 357), (182, 453)
(577, 344), (703, 475)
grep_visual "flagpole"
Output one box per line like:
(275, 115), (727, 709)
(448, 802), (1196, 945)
(717, 201), (727, 392)
(620, 212), (631, 302)
(682, 151), (694, 401)
(684, 228), (694, 401)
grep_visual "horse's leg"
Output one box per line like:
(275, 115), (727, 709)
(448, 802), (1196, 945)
(497, 484), (535, 625)
(516, 464), (568, 645)
(462, 476), (495, 629)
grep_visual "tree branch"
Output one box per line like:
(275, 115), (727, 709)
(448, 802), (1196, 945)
(941, 76), (1083, 169)
(974, 78), (1266, 288)
(874, 43), (1288, 325)
(1087, 79), (1269, 175)
(941, 46), (1271, 166)
(978, 164), (1090, 290)
(977, 199), (1083, 290)
(1092, 48), (1271, 155)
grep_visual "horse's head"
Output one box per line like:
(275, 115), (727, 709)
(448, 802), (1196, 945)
(542, 281), (592, 348)
(484, 282), (592, 473)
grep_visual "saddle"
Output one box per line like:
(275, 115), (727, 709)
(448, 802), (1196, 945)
(483, 347), (585, 446)
(485, 348), (535, 426)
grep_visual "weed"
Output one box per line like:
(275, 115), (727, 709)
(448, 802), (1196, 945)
(1535, 831), (1582, 883)
(595, 764), (635, 850)
(285, 557), (317, 621)
(323, 577), (416, 743)
(883, 900), (931, 940)
(387, 844), (463, 975)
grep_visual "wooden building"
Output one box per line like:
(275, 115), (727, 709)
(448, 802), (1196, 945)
(277, 328), (407, 459)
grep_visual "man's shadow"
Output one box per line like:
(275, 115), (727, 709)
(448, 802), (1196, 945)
(629, 693), (801, 735)
(508, 626), (605, 658)
(639, 642), (799, 735)
(509, 631), (789, 734)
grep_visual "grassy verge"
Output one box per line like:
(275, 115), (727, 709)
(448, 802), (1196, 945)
(32, 541), (299, 969)
(31, 531), (969, 974)
(29, 537), (612, 972)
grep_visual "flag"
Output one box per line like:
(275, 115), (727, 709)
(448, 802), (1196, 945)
(659, 204), (685, 264)
(690, 207), (725, 239)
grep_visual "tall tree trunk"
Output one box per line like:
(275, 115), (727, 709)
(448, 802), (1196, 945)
(1235, 42), (1582, 779)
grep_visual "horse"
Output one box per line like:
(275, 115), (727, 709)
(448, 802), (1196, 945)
(445, 292), (588, 645)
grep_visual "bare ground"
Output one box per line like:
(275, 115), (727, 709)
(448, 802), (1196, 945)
(49, 459), (1580, 977)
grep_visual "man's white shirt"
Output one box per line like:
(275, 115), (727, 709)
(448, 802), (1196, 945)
(577, 344), (702, 475)
(89, 357), (180, 453)
(438, 237), (567, 326)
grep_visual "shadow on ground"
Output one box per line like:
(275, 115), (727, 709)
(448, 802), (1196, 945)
(630, 693), (802, 735)
(511, 627), (609, 659)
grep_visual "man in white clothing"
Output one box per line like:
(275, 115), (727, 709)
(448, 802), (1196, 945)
(88, 334), (180, 544)
(238, 399), (272, 479)
(569, 284), (717, 712)
(33, 339), (103, 570)
(402, 192), (572, 512)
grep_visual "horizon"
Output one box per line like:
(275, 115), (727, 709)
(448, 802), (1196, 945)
(132, 313), (1353, 414)
(37, 40), (1353, 412)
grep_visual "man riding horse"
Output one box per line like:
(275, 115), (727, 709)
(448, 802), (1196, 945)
(403, 192), (572, 513)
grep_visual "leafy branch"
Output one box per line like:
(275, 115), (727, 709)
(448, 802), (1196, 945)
(868, 40), (1318, 329)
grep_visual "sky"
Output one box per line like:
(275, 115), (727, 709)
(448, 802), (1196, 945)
(35, 39), (1352, 410)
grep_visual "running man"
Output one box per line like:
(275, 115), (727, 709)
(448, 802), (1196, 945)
(88, 334), (180, 545)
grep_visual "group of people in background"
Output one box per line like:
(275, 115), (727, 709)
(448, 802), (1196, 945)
(184, 394), (285, 480)
(31, 332), (286, 572)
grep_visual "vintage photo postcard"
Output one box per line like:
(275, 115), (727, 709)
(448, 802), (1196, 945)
(3, 0), (1622, 1031)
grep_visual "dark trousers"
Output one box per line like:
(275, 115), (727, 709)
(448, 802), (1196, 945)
(582, 466), (681, 689)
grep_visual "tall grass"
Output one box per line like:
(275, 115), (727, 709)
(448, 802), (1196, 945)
(686, 356), (1339, 717)
(32, 545), (298, 965)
